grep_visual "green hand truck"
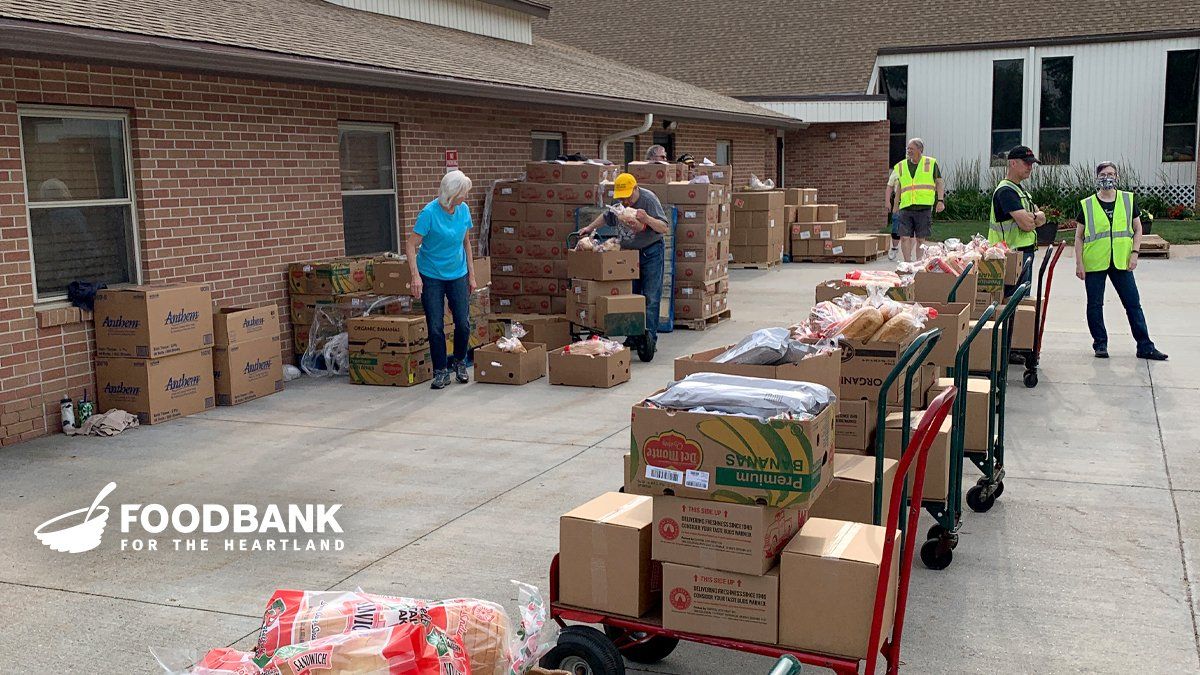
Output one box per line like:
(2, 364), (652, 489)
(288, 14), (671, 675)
(964, 272), (1032, 514)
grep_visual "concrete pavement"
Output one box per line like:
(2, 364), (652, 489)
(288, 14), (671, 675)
(1, 245), (1197, 674)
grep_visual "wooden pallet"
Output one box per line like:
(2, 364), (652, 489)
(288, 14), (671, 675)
(674, 308), (732, 331)
(792, 251), (886, 264)
(729, 260), (781, 270)
(1139, 235), (1170, 258)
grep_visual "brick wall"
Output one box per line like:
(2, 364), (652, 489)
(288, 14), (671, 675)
(784, 122), (889, 232)
(0, 57), (777, 445)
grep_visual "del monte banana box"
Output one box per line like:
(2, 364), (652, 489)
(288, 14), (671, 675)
(348, 349), (433, 387)
(628, 402), (835, 509)
(287, 257), (373, 294)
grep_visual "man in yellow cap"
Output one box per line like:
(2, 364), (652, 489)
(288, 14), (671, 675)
(580, 172), (669, 347)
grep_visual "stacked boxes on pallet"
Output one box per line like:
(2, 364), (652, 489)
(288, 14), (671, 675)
(649, 181), (732, 323)
(789, 191), (881, 261)
(490, 162), (615, 316)
(731, 190), (786, 265)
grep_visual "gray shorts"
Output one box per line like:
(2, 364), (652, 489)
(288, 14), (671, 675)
(897, 208), (932, 238)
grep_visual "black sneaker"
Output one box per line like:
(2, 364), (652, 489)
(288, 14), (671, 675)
(454, 361), (469, 383)
(1137, 349), (1168, 361)
(1094, 349), (1109, 359)
(430, 370), (451, 389)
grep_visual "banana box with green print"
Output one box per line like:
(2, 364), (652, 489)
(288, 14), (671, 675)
(627, 402), (835, 510)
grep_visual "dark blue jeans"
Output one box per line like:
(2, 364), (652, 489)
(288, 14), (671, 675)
(632, 241), (665, 341)
(421, 273), (471, 371)
(1085, 267), (1154, 354)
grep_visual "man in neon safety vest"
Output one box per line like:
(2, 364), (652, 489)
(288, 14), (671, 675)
(1072, 162), (1167, 361)
(989, 146), (1044, 293)
(884, 138), (944, 262)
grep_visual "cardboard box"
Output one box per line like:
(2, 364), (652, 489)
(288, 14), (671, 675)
(489, 314), (572, 351)
(548, 346), (631, 387)
(676, 203), (721, 225)
(346, 315), (428, 352)
(813, 281), (914, 304)
(95, 284), (215, 359)
(294, 323), (310, 354)
(676, 222), (724, 244)
(922, 302), (971, 367)
(626, 402), (835, 509)
(672, 346), (841, 393)
(571, 279), (633, 304)
(784, 188), (805, 206)
(371, 260), (418, 295)
(810, 220), (848, 240)
(673, 293), (727, 320)
(519, 221), (574, 243)
(662, 563), (778, 644)
(213, 305), (278, 347)
(884, 410), (952, 501)
(213, 335), (284, 406)
(794, 205), (818, 223)
(626, 161), (676, 184)
(676, 240), (721, 263)
(492, 201), (526, 221)
(837, 234), (880, 258)
(473, 341), (547, 385)
(490, 222), (521, 241)
(96, 348), (216, 424)
(971, 288), (1005, 320)
(975, 258), (1006, 292)
(518, 259), (569, 279)
(914, 268), (978, 306)
(492, 181), (519, 200)
(930, 376), (991, 450)
(287, 258), (372, 294)
(675, 260), (726, 283)
(838, 336), (925, 405)
(749, 210), (783, 229)
(518, 183), (601, 205)
(835, 399), (878, 451)
(491, 275), (523, 296)
(598, 293), (646, 317)
(732, 191), (784, 211)
(779, 518), (899, 659)
(675, 278), (721, 301)
(693, 164), (733, 185)
(523, 203), (569, 224)
(521, 277), (567, 296)
(567, 249), (639, 281)
(526, 161), (613, 185)
(348, 349), (433, 386)
(653, 496), (806, 575)
(967, 319), (999, 371)
(1005, 249), (1023, 285)
(655, 182), (723, 205)
(492, 258), (519, 276)
(808, 453), (898, 525)
(559, 492), (657, 617)
(783, 205), (798, 224)
(1013, 304), (1035, 351)
(815, 204), (839, 221)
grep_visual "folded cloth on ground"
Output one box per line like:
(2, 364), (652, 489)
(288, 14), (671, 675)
(64, 409), (139, 437)
(646, 372), (834, 420)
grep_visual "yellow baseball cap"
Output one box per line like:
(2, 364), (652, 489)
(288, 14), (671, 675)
(613, 173), (637, 199)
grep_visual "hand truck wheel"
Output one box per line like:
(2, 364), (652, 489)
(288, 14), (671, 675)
(926, 524), (959, 549)
(603, 625), (679, 664)
(1023, 369), (1038, 388)
(636, 335), (656, 363)
(540, 625), (626, 675)
(920, 537), (954, 570)
(966, 484), (997, 513)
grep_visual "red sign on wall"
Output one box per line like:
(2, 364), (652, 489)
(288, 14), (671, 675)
(445, 149), (459, 172)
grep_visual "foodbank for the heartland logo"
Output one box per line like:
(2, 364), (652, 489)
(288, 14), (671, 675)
(34, 482), (345, 554)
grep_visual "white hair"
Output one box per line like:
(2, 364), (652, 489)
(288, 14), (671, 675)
(906, 138), (925, 151)
(645, 144), (667, 161)
(439, 170), (472, 208)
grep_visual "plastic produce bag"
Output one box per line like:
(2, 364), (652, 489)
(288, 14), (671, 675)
(713, 328), (826, 366)
(747, 174), (776, 190)
(153, 647), (261, 674)
(563, 336), (622, 357)
(646, 372), (834, 421)
(302, 294), (408, 377)
(498, 322), (527, 353)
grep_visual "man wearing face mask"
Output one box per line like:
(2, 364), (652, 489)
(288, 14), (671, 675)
(1072, 162), (1167, 361)
(988, 146), (1044, 294)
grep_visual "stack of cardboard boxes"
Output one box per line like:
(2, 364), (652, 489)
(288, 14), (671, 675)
(648, 181), (731, 322)
(287, 257), (377, 356)
(345, 314), (433, 387)
(730, 190), (786, 265)
(212, 306), (284, 406)
(94, 284), (217, 424)
(564, 248), (643, 334)
(371, 257), (493, 357)
(787, 189), (880, 262)
(490, 162), (613, 316)
(558, 386), (905, 660)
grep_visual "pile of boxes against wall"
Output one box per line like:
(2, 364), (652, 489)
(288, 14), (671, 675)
(784, 188), (883, 262)
(289, 255), (492, 388)
(94, 283), (284, 424)
(625, 161), (733, 325)
(552, 254), (1031, 656)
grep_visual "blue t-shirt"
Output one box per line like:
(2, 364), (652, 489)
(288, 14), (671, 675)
(414, 199), (472, 280)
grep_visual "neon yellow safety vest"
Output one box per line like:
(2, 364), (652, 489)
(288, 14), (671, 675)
(894, 155), (938, 208)
(1080, 191), (1135, 272)
(988, 179), (1037, 248)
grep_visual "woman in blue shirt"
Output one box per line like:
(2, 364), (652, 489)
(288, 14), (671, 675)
(405, 170), (478, 389)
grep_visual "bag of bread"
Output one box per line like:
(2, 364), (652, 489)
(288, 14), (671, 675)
(869, 304), (936, 344)
(153, 647), (262, 675)
(259, 623), (469, 675)
(254, 582), (551, 675)
(840, 305), (885, 340)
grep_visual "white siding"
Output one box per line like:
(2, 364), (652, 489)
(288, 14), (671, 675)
(322, 0), (532, 43)
(876, 36), (1200, 192)
(754, 99), (887, 123)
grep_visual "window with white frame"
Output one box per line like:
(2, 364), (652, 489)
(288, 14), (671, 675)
(339, 124), (398, 255)
(716, 140), (732, 166)
(531, 131), (563, 161)
(18, 109), (140, 301)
